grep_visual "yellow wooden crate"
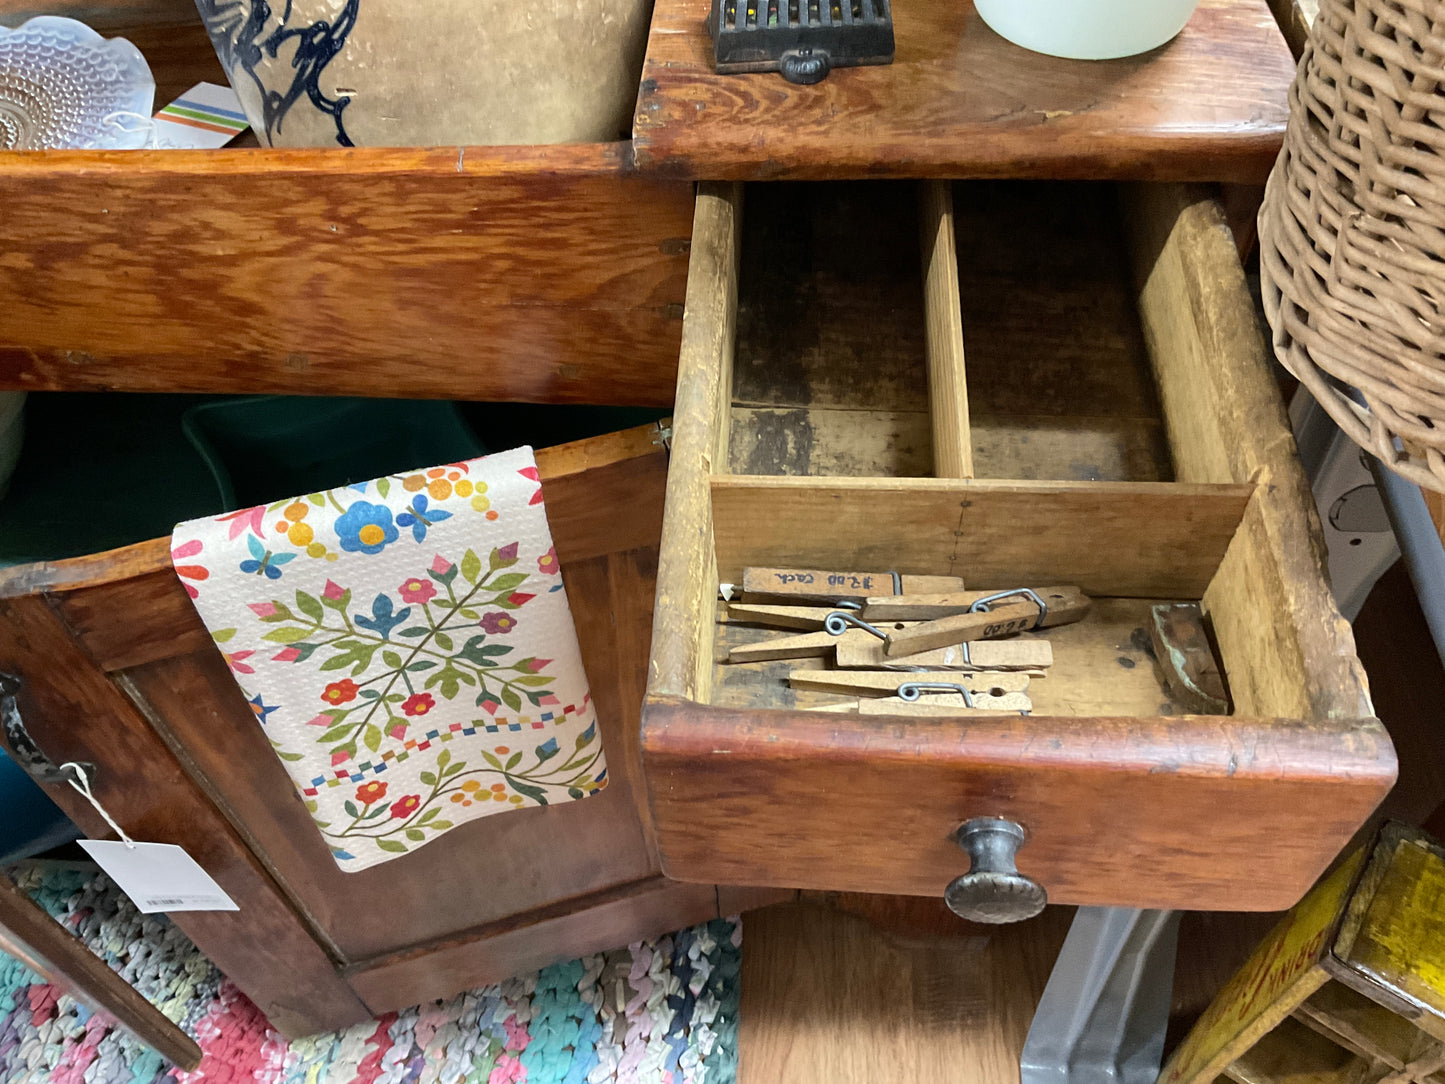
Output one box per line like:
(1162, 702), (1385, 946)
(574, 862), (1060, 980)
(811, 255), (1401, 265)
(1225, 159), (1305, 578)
(1162, 822), (1445, 1084)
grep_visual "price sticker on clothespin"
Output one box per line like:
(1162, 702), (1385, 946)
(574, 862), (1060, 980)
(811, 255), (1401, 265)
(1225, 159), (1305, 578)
(63, 764), (238, 915)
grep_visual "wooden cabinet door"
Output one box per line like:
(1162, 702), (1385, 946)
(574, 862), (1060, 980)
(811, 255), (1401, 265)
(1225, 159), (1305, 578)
(0, 423), (755, 1035)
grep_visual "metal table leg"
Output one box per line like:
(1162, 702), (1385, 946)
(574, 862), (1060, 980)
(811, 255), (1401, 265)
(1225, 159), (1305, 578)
(1020, 908), (1181, 1084)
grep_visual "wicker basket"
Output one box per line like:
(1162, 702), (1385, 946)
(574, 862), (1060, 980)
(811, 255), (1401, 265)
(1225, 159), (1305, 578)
(1259, 0), (1445, 491)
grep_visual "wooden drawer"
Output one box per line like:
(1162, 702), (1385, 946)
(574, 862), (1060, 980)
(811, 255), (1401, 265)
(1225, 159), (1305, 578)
(0, 4), (691, 407)
(640, 181), (1397, 913)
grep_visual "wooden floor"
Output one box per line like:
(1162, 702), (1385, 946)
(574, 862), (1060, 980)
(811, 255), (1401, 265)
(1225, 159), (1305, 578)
(738, 894), (1278, 1084)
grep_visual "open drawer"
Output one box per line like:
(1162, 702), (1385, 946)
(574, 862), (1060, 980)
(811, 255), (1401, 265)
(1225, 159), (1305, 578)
(640, 181), (1397, 914)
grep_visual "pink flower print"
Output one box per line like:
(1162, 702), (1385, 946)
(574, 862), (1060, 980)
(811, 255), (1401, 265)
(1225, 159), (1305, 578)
(390, 723), (407, 740)
(224, 649), (255, 675)
(537, 546), (558, 575)
(248, 602), (278, 618)
(322, 580), (346, 601)
(331, 749), (351, 766)
(272, 646), (302, 663)
(172, 539), (203, 560)
(398, 578), (436, 604)
(524, 658), (551, 673)
(518, 465), (544, 506)
(507, 592), (535, 608)
(431, 555), (454, 574)
(307, 714), (332, 727)
(480, 612), (516, 635)
(218, 505), (266, 540)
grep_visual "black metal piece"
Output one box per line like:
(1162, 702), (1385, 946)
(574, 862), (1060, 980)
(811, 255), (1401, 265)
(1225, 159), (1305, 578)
(0, 672), (92, 785)
(709, 0), (893, 82)
(945, 817), (1048, 923)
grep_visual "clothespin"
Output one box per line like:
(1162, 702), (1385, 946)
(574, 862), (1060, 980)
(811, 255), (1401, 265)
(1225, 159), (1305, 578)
(739, 566), (965, 605)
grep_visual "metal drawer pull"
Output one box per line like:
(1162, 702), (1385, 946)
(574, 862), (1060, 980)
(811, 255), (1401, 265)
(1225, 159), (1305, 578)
(0, 672), (95, 786)
(944, 817), (1047, 924)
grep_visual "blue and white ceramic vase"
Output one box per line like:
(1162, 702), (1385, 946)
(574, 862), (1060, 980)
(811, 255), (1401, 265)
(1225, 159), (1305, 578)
(195, 0), (652, 147)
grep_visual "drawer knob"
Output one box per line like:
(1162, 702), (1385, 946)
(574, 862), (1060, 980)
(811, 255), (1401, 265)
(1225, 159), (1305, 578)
(944, 817), (1047, 923)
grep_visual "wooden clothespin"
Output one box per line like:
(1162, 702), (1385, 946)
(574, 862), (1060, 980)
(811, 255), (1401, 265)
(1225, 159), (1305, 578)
(863, 585), (1084, 621)
(834, 636), (1052, 671)
(726, 602), (916, 633)
(740, 566), (965, 605)
(884, 587), (1091, 658)
(858, 690), (1033, 716)
(727, 626), (901, 663)
(787, 670), (1030, 697)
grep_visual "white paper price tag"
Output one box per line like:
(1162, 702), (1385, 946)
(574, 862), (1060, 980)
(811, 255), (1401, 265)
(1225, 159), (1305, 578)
(78, 841), (239, 914)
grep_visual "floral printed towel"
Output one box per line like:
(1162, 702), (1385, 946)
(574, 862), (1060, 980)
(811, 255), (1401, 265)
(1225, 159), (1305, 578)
(170, 447), (606, 872)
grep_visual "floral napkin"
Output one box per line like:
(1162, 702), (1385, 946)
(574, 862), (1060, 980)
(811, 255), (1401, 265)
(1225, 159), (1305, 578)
(170, 447), (606, 872)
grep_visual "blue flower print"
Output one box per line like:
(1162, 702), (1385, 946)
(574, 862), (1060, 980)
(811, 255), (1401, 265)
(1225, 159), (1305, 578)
(239, 534), (296, 579)
(336, 501), (399, 555)
(396, 494), (452, 543)
(354, 593), (411, 640)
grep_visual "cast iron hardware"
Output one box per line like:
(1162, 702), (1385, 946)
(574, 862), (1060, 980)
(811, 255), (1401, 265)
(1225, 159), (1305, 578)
(0, 672), (93, 786)
(709, 0), (894, 83)
(944, 817), (1047, 923)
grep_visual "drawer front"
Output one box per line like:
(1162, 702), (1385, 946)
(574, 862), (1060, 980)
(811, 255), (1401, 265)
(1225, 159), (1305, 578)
(0, 144), (690, 406)
(640, 182), (1394, 914)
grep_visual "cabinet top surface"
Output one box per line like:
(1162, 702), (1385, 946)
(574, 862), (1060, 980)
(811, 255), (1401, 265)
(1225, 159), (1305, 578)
(632, 0), (1296, 181)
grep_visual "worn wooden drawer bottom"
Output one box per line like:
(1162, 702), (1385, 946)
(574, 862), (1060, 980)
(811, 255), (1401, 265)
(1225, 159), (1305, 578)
(640, 180), (1396, 913)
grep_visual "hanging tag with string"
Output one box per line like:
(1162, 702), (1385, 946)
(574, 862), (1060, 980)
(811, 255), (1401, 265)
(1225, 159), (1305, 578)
(65, 763), (238, 914)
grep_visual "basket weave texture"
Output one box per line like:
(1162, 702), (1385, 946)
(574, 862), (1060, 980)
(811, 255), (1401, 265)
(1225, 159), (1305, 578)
(1260, 0), (1445, 491)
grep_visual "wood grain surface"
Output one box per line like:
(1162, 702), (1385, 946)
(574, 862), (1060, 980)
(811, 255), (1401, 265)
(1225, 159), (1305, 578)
(724, 182), (1174, 483)
(1123, 185), (1374, 723)
(709, 475), (1253, 597)
(44, 433), (668, 967)
(0, 876), (202, 1068)
(642, 697), (1395, 910)
(649, 184), (740, 704)
(643, 180), (1394, 914)
(0, 144), (690, 404)
(919, 181), (972, 478)
(633, 0), (1295, 180)
(0, 425), (738, 1032)
(0, 597), (369, 1037)
(737, 894), (1281, 1084)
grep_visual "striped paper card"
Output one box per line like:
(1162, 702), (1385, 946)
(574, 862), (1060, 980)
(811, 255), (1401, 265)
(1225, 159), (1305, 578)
(153, 82), (250, 148)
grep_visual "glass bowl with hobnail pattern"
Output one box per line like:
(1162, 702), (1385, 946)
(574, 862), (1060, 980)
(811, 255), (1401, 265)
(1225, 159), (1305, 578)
(0, 16), (154, 150)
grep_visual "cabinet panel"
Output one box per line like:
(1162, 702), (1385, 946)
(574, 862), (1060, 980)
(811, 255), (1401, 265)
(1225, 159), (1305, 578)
(0, 423), (705, 1031)
(0, 596), (367, 1035)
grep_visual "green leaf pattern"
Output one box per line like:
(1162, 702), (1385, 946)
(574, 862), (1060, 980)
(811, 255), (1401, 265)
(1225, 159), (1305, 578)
(170, 448), (605, 872)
